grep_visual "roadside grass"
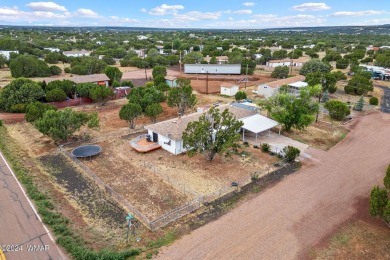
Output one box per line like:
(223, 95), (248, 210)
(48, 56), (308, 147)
(314, 221), (390, 260)
(0, 125), (140, 259)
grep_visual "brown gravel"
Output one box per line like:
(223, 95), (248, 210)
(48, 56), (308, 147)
(157, 111), (390, 260)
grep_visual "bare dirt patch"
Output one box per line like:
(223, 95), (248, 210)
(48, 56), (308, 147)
(283, 121), (349, 151)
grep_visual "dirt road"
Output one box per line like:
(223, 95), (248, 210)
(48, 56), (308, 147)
(0, 152), (67, 260)
(157, 112), (390, 260)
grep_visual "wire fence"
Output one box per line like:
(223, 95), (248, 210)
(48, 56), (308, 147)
(59, 141), (287, 231)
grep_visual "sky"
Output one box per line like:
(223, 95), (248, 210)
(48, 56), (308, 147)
(0, 1), (389, 28)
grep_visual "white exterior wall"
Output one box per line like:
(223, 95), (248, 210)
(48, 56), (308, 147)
(266, 61), (291, 67)
(147, 130), (186, 155)
(0, 50), (19, 60)
(184, 64), (241, 74)
(257, 84), (279, 99)
(64, 52), (90, 57)
(221, 85), (239, 96)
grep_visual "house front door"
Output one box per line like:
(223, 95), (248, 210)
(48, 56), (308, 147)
(153, 132), (158, 142)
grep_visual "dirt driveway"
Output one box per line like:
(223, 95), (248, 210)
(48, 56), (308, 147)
(157, 111), (390, 260)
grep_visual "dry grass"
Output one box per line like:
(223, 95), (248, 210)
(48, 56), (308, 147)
(315, 221), (390, 260)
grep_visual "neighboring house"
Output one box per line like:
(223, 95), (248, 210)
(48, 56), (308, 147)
(204, 55), (229, 64)
(366, 45), (380, 51)
(253, 54), (263, 60)
(0, 50), (19, 60)
(288, 81), (308, 96)
(137, 35), (148, 40)
(184, 64), (241, 75)
(266, 58), (307, 68)
(144, 105), (258, 155)
(294, 44), (315, 49)
(220, 83), (239, 97)
(257, 75), (306, 99)
(134, 49), (145, 58)
(165, 76), (178, 87)
(44, 48), (60, 52)
(44, 74), (110, 87)
(63, 50), (91, 57)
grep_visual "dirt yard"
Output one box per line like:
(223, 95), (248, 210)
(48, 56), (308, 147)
(283, 121), (349, 151)
(66, 136), (278, 220)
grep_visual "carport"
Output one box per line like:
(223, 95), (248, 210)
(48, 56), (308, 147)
(240, 114), (280, 143)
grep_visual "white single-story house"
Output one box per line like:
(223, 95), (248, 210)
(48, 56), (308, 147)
(203, 55), (229, 64)
(220, 83), (239, 96)
(165, 76), (178, 87)
(184, 64), (241, 75)
(44, 48), (60, 52)
(266, 58), (307, 68)
(0, 50), (19, 60)
(257, 75), (306, 99)
(288, 81), (308, 96)
(44, 74), (110, 87)
(63, 50), (91, 57)
(143, 104), (269, 155)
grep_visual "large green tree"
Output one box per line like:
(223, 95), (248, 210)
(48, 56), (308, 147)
(152, 65), (167, 78)
(104, 66), (123, 83)
(182, 107), (244, 161)
(35, 108), (99, 142)
(46, 80), (76, 97)
(344, 75), (373, 95)
(145, 103), (163, 123)
(9, 55), (51, 78)
(89, 86), (114, 105)
(183, 52), (204, 64)
(271, 66), (289, 79)
(259, 87), (319, 131)
(25, 102), (57, 123)
(299, 59), (331, 76)
(119, 103), (142, 129)
(324, 100), (351, 120)
(0, 78), (45, 112)
(127, 86), (165, 111)
(167, 84), (197, 116)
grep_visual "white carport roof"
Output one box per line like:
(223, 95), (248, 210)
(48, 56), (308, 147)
(240, 114), (279, 134)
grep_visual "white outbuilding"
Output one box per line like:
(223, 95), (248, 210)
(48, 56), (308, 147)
(220, 83), (239, 96)
(240, 114), (280, 143)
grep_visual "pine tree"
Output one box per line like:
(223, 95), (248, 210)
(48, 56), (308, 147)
(321, 90), (329, 103)
(353, 96), (364, 111)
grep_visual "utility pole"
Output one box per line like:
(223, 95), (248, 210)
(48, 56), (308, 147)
(245, 63), (248, 89)
(143, 49), (147, 80)
(179, 51), (182, 75)
(206, 71), (209, 94)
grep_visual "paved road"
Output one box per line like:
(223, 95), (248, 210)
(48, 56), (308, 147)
(0, 152), (66, 260)
(376, 84), (390, 113)
(157, 112), (390, 260)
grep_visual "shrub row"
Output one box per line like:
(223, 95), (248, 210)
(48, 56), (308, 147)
(0, 126), (139, 259)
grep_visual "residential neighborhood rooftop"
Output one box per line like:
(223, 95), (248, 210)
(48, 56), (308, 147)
(263, 75), (306, 88)
(145, 104), (256, 141)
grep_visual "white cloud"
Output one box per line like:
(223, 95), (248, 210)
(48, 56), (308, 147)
(234, 10), (252, 15)
(74, 8), (99, 18)
(330, 10), (386, 17)
(291, 3), (330, 12)
(109, 16), (139, 24)
(252, 14), (277, 19)
(26, 2), (67, 12)
(242, 2), (255, 7)
(0, 7), (21, 16)
(148, 4), (184, 16)
(140, 8), (147, 13)
(174, 11), (221, 21)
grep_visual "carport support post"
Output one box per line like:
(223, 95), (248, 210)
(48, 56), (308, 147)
(242, 129), (245, 142)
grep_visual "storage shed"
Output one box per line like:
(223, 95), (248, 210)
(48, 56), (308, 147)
(220, 83), (239, 96)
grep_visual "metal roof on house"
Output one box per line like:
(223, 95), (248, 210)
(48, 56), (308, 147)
(240, 114), (279, 134)
(145, 104), (256, 141)
(261, 75), (306, 89)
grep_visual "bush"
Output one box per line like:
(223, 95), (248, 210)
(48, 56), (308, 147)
(324, 100), (351, 120)
(50, 65), (62, 75)
(46, 88), (67, 102)
(235, 91), (247, 100)
(369, 186), (388, 217)
(25, 102), (57, 122)
(283, 146), (300, 162)
(0, 119), (3, 126)
(64, 67), (71, 73)
(384, 165), (390, 190)
(369, 96), (379, 106)
(261, 143), (270, 152)
(10, 103), (27, 113)
(271, 66), (289, 78)
(121, 80), (134, 88)
(384, 201), (390, 224)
